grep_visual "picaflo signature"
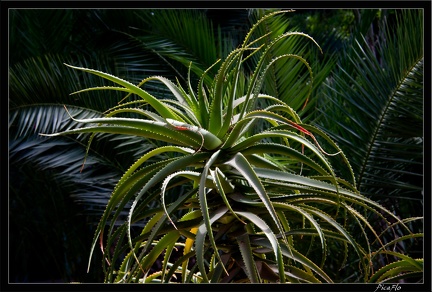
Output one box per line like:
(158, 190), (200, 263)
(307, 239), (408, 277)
(374, 284), (402, 292)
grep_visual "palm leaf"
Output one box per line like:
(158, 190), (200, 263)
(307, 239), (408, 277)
(246, 9), (336, 116)
(9, 105), (153, 213)
(130, 9), (228, 85)
(315, 9), (423, 200)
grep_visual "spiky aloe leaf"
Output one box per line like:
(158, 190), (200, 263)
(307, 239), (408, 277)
(253, 237), (333, 283)
(237, 233), (260, 283)
(234, 211), (285, 283)
(368, 252), (423, 283)
(195, 206), (229, 283)
(64, 64), (180, 120)
(225, 153), (289, 246)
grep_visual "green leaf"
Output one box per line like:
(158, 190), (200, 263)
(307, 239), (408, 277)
(234, 211), (285, 283)
(140, 230), (181, 277)
(161, 170), (212, 229)
(225, 153), (290, 261)
(195, 150), (230, 282)
(195, 206), (229, 283)
(369, 256), (423, 283)
(123, 152), (209, 268)
(253, 237), (333, 283)
(64, 64), (179, 120)
(242, 143), (330, 175)
(316, 10), (423, 200)
(237, 233), (261, 283)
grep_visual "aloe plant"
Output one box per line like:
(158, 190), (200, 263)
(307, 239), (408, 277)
(40, 10), (419, 283)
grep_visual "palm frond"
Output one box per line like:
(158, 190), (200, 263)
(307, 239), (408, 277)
(315, 9), (423, 201)
(129, 9), (228, 85)
(9, 104), (154, 213)
(244, 9), (339, 118)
